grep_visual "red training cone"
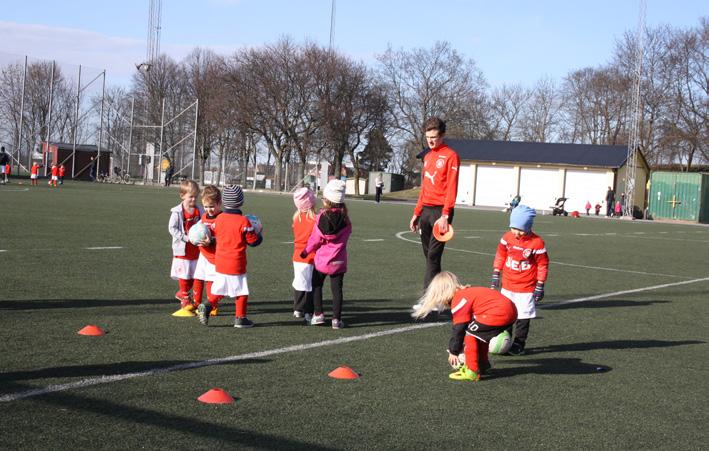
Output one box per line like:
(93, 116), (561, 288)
(328, 366), (359, 380)
(198, 388), (235, 404)
(77, 325), (105, 336)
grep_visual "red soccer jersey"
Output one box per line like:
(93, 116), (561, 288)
(414, 143), (460, 216)
(213, 211), (261, 275)
(493, 231), (549, 292)
(51, 166), (58, 176)
(198, 211), (220, 264)
(31, 164), (39, 175)
(177, 207), (200, 260)
(292, 212), (316, 263)
(59, 165), (65, 176)
(4, 164), (9, 174)
(450, 287), (518, 327)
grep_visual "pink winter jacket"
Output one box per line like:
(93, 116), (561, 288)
(304, 209), (352, 275)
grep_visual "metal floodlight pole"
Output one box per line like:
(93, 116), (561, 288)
(127, 96), (134, 176)
(191, 99), (199, 180)
(17, 55), (27, 170)
(44, 60), (55, 176)
(158, 97), (165, 183)
(96, 71), (106, 178)
(71, 65), (82, 178)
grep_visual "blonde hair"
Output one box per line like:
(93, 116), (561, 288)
(412, 271), (464, 319)
(292, 208), (316, 222)
(179, 179), (199, 197)
(201, 184), (221, 205)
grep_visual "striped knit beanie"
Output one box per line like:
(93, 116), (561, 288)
(222, 184), (244, 209)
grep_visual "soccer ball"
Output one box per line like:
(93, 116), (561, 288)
(489, 330), (512, 355)
(188, 222), (211, 246)
(245, 214), (263, 235)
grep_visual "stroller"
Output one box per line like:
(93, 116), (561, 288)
(551, 197), (569, 216)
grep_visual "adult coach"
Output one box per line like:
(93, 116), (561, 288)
(409, 117), (460, 289)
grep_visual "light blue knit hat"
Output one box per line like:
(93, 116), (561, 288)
(509, 205), (536, 232)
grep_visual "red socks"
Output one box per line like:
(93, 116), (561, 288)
(192, 279), (204, 305)
(464, 335), (483, 373)
(178, 278), (193, 295)
(235, 295), (248, 317)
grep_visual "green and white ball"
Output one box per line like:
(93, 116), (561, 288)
(188, 222), (211, 246)
(489, 330), (512, 355)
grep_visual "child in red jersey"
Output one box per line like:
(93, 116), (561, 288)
(300, 179), (352, 329)
(59, 164), (66, 185)
(490, 205), (549, 355)
(3, 163), (9, 183)
(291, 187), (317, 321)
(30, 162), (41, 186)
(211, 185), (262, 328)
(194, 185), (224, 325)
(49, 164), (59, 187)
(168, 180), (203, 311)
(413, 271), (517, 381)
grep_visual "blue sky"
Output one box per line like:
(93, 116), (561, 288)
(1, 0), (706, 87)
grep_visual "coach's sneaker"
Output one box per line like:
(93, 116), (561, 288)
(293, 310), (304, 318)
(449, 365), (480, 382)
(507, 343), (526, 356)
(310, 313), (325, 326)
(197, 303), (212, 326)
(234, 317), (254, 328)
(331, 319), (346, 330)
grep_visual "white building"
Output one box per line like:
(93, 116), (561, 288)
(442, 139), (649, 213)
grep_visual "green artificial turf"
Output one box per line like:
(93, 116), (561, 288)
(1, 181), (708, 449)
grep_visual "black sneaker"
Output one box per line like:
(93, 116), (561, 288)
(197, 303), (212, 326)
(507, 343), (526, 356)
(234, 317), (254, 328)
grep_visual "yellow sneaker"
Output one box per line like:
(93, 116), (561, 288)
(449, 365), (480, 382)
(210, 308), (218, 317)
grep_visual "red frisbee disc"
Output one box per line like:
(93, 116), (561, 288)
(433, 224), (454, 242)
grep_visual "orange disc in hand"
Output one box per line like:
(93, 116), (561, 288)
(433, 224), (454, 242)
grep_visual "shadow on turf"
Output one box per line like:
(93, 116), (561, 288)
(542, 299), (671, 310)
(0, 359), (270, 383)
(488, 357), (612, 379)
(2, 381), (335, 450)
(528, 339), (704, 355)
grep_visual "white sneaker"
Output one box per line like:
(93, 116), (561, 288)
(332, 319), (345, 329)
(293, 310), (303, 318)
(310, 313), (325, 325)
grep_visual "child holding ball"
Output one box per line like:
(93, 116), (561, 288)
(413, 271), (517, 381)
(210, 185), (263, 328)
(490, 205), (549, 355)
(291, 187), (317, 321)
(194, 185), (224, 325)
(300, 179), (351, 329)
(168, 180), (203, 311)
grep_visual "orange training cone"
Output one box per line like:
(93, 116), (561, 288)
(328, 366), (359, 380)
(432, 224), (454, 242)
(78, 325), (105, 336)
(198, 388), (235, 404)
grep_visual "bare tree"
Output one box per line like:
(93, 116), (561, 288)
(489, 83), (530, 140)
(518, 77), (562, 142)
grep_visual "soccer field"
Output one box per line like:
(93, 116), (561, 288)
(1, 181), (708, 450)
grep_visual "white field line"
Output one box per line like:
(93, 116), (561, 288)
(394, 231), (689, 279)
(4, 276), (709, 403)
(0, 188), (29, 192)
(543, 276), (709, 307)
(85, 246), (123, 250)
(619, 234), (709, 244)
(363, 239), (385, 242)
(0, 323), (442, 403)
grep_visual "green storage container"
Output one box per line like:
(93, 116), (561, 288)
(647, 172), (709, 223)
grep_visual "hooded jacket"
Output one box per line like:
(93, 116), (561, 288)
(304, 208), (352, 275)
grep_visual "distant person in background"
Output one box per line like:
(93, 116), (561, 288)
(614, 200), (622, 217)
(59, 164), (66, 185)
(0, 146), (8, 184)
(594, 202), (602, 216)
(585, 201), (591, 216)
(50, 163), (59, 187)
(30, 162), (41, 186)
(89, 156), (97, 182)
(605, 187), (615, 217)
(3, 162), (9, 184)
(165, 163), (175, 187)
(375, 173), (384, 203)
(409, 117), (460, 290)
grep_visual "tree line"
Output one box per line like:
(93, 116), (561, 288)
(1, 18), (705, 188)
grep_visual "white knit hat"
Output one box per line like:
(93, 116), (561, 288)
(323, 179), (346, 204)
